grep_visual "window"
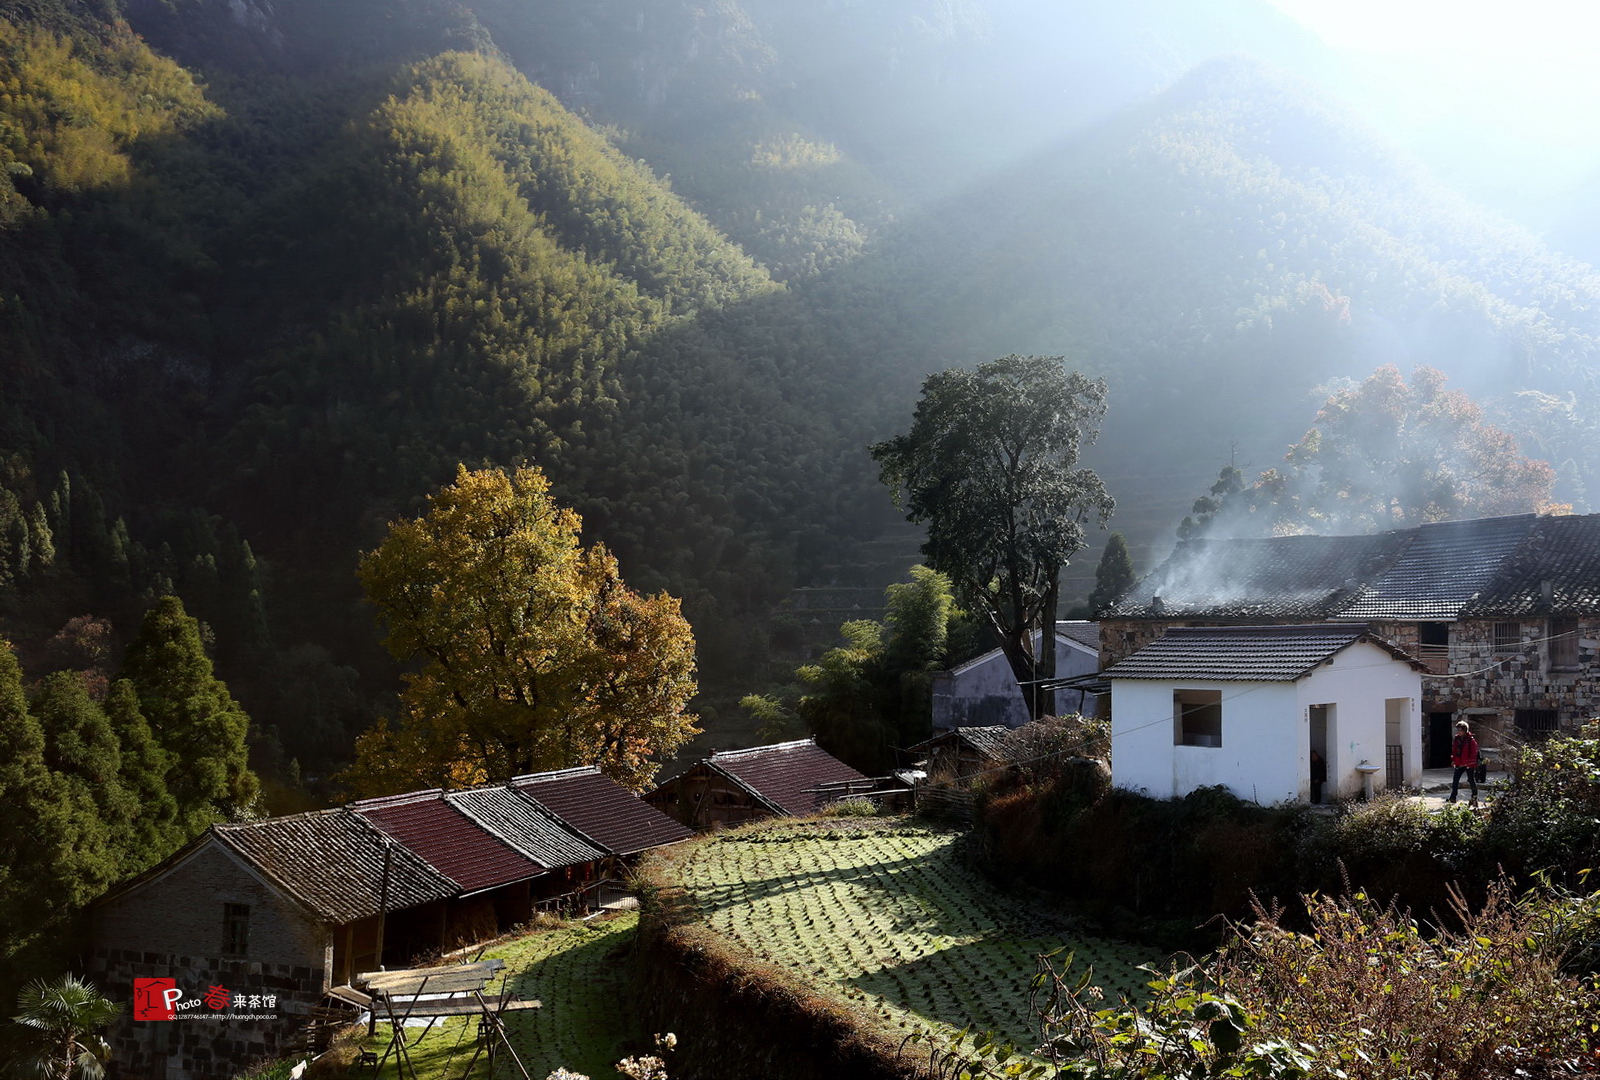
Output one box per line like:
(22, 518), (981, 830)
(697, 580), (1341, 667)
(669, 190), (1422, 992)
(1174, 689), (1222, 747)
(1492, 622), (1521, 653)
(222, 903), (249, 956)
(1549, 618), (1580, 670)
(1515, 709), (1558, 741)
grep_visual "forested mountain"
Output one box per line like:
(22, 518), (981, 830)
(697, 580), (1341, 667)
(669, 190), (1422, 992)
(3, 0), (1599, 796)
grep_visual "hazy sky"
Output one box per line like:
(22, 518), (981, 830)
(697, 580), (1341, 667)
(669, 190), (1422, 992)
(1268, 0), (1598, 51)
(1267, 0), (1600, 234)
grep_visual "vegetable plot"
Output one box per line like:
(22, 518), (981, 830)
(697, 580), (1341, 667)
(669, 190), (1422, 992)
(398, 913), (647, 1080)
(669, 819), (1159, 1048)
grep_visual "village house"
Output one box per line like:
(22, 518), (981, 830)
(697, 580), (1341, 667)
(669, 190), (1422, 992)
(511, 766), (692, 875)
(645, 738), (872, 828)
(931, 621), (1101, 730)
(1100, 513), (1600, 766)
(90, 808), (459, 1080)
(907, 724), (1014, 782)
(1103, 624), (1426, 804)
(90, 770), (688, 1080)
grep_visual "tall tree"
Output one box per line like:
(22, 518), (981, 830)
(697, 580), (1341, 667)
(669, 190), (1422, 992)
(1088, 532), (1137, 616)
(348, 464), (698, 794)
(120, 596), (258, 830)
(1181, 365), (1558, 537)
(31, 673), (126, 887)
(871, 355), (1113, 720)
(102, 678), (182, 871)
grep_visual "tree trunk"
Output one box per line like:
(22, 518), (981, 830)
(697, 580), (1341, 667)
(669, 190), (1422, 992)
(1035, 574), (1059, 721)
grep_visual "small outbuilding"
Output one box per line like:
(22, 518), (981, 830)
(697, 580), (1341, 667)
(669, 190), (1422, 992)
(931, 621), (1102, 730)
(1104, 624), (1426, 804)
(906, 724), (1014, 782)
(645, 738), (871, 828)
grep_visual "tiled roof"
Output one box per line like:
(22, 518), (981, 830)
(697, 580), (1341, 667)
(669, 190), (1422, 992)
(1055, 621), (1101, 651)
(1106, 514), (1600, 623)
(1102, 624), (1425, 682)
(1106, 533), (1407, 620)
(708, 739), (869, 816)
(214, 809), (457, 924)
(1461, 514), (1600, 617)
(349, 791), (544, 895)
(445, 787), (606, 870)
(909, 725), (1014, 760)
(1339, 515), (1537, 621)
(511, 767), (691, 856)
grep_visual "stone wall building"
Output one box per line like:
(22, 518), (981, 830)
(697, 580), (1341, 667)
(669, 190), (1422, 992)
(1100, 513), (1600, 768)
(90, 769), (696, 1079)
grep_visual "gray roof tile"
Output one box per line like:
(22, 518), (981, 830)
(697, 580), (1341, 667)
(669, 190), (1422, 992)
(444, 787), (606, 870)
(511, 767), (691, 856)
(1102, 624), (1425, 682)
(1339, 515), (1536, 621)
(1107, 533), (1406, 620)
(214, 809), (458, 924)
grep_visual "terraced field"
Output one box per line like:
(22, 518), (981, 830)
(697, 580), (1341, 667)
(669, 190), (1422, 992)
(666, 817), (1160, 1048)
(397, 913), (650, 1080)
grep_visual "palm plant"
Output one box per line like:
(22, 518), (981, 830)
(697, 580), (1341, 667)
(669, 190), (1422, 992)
(7, 974), (122, 1080)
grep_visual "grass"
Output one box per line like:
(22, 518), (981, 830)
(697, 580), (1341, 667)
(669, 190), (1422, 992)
(660, 816), (1161, 1050)
(360, 912), (649, 1080)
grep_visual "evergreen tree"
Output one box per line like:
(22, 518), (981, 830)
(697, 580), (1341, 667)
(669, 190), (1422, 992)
(103, 678), (183, 871)
(31, 672), (125, 892)
(0, 643), (55, 941)
(121, 596), (259, 829)
(1088, 533), (1136, 616)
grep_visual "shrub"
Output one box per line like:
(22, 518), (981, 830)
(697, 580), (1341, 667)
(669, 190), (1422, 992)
(918, 881), (1600, 1080)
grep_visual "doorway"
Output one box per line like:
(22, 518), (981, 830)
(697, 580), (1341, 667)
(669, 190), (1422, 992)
(1309, 704), (1331, 803)
(1427, 712), (1453, 768)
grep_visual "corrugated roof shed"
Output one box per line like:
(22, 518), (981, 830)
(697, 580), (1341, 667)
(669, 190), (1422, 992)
(1461, 514), (1600, 617)
(445, 787), (606, 870)
(709, 739), (869, 816)
(1107, 533), (1406, 620)
(214, 809), (458, 924)
(1102, 624), (1425, 682)
(349, 791), (544, 895)
(512, 767), (691, 856)
(1339, 515), (1537, 621)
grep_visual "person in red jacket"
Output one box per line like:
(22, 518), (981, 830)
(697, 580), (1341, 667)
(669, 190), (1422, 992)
(1449, 719), (1480, 805)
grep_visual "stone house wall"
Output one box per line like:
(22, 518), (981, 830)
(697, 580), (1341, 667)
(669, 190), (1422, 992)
(91, 839), (333, 1080)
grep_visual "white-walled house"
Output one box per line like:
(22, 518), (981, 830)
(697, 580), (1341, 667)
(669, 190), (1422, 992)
(931, 621), (1101, 730)
(1104, 624), (1427, 805)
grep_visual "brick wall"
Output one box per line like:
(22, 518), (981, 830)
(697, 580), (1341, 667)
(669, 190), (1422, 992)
(91, 838), (333, 1080)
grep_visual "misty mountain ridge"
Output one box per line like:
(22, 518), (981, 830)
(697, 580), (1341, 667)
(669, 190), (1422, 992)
(2, 0), (1597, 775)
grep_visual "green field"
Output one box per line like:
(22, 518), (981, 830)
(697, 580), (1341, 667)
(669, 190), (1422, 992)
(379, 913), (650, 1080)
(667, 817), (1161, 1049)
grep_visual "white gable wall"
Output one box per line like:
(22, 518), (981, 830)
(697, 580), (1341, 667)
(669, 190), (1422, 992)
(1110, 641), (1423, 804)
(1297, 643), (1422, 800)
(932, 631), (1100, 730)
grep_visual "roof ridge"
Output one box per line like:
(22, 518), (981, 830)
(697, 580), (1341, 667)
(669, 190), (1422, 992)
(711, 738), (816, 759)
(214, 805), (355, 830)
(510, 766), (601, 784)
(347, 788), (446, 810)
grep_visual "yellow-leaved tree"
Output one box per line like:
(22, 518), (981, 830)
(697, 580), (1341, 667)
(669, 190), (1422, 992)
(345, 465), (698, 795)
